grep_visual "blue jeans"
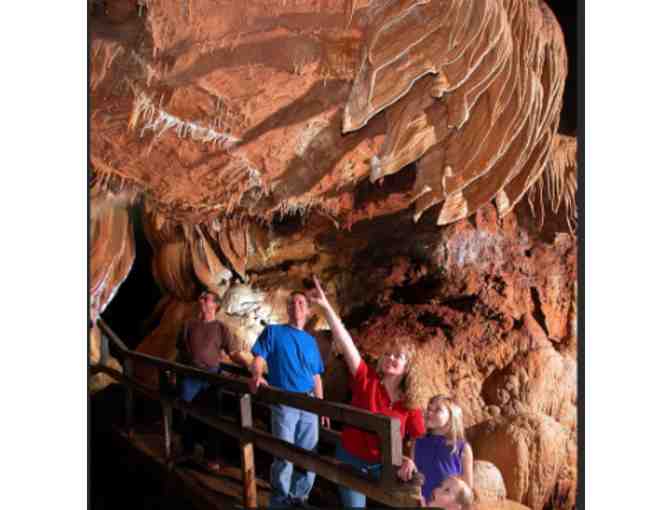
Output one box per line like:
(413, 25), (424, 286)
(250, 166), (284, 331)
(335, 442), (382, 508)
(179, 366), (220, 403)
(179, 366), (221, 460)
(270, 403), (319, 508)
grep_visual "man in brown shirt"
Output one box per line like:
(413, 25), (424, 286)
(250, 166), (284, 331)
(178, 291), (247, 374)
(177, 290), (246, 470)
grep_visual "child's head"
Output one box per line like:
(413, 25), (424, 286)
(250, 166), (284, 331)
(425, 395), (465, 445)
(428, 476), (474, 510)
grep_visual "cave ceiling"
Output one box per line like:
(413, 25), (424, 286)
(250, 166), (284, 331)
(90, 0), (574, 231)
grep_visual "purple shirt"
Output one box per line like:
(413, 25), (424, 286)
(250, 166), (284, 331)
(414, 435), (465, 502)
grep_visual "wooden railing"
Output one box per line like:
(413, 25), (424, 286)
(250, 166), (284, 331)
(90, 319), (423, 508)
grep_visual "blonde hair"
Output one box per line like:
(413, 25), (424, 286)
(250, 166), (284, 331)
(375, 343), (414, 402)
(453, 477), (474, 509)
(433, 475), (474, 510)
(428, 395), (466, 454)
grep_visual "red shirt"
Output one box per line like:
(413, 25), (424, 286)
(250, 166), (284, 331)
(341, 359), (425, 463)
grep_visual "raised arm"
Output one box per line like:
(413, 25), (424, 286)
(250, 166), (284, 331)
(308, 275), (361, 376)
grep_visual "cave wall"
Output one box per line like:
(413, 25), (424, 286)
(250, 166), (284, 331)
(89, 1), (579, 509)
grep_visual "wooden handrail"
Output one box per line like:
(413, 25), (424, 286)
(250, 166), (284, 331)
(90, 319), (423, 508)
(98, 322), (397, 436)
(97, 319), (130, 353)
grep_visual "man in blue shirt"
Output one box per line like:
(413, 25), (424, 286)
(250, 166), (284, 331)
(249, 290), (326, 508)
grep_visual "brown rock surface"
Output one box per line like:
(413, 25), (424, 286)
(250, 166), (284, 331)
(468, 413), (574, 510)
(90, 194), (135, 316)
(90, 322), (123, 392)
(474, 460), (508, 503)
(90, 0), (572, 229)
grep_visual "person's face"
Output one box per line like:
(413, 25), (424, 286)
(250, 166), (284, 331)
(381, 350), (409, 376)
(425, 399), (451, 430)
(429, 478), (463, 509)
(199, 293), (218, 316)
(287, 293), (309, 324)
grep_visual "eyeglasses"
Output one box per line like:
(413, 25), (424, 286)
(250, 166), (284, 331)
(384, 352), (408, 362)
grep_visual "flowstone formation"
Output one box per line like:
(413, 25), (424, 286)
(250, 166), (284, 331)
(89, 1), (578, 509)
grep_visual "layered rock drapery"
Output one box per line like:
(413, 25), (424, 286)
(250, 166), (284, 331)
(89, 1), (578, 509)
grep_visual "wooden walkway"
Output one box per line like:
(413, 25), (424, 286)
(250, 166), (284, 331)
(106, 423), (530, 510)
(92, 319), (532, 510)
(110, 423), (272, 509)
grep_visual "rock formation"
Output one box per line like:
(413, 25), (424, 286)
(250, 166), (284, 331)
(473, 460), (508, 503)
(89, 1), (578, 509)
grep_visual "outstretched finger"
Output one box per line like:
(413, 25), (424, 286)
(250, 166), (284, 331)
(312, 274), (324, 294)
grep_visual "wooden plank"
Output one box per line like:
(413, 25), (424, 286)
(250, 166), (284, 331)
(239, 394), (257, 509)
(123, 358), (135, 436)
(252, 388), (391, 435)
(96, 319), (389, 437)
(380, 418), (403, 484)
(219, 362), (250, 378)
(88, 365), (422, 507)
(251, 427), (422, 507)
(98, 319), (130, 353)
(113, 427), (256, 510)
(119, 348), (391, 435)
(318, 427), (341, 446)
(161, 401), (173, 461)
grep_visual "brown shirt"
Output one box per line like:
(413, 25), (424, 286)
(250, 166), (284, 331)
(178, 319), (233, 369)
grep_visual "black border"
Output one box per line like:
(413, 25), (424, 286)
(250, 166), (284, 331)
(576, 0), (585, 509)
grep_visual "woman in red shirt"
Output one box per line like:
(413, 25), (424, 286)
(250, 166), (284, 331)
(308, 276), (425, 507)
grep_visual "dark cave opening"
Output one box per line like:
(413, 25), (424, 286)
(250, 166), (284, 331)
(100, 203), (162, 349)
(546, 0), (579, 135)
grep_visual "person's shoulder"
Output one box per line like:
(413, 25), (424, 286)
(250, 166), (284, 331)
(258, 323), (280, 339)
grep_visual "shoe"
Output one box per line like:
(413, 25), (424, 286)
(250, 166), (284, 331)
(205, 461), (221, 472)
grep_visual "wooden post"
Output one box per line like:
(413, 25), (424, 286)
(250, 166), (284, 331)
(380, 418), (402, 485)
(239, 394), (257, 509)
(123, 358), (134, 437)
(161, 401), (173, 462)
(159, 369), (173, 464)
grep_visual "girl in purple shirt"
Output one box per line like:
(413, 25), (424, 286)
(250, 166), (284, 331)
(398, 395), (474, 504)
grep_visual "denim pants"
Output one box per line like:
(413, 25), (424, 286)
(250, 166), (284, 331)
(270, 403), (319, 507)
(335, 442), (382, 508)
(179, 365), (220, 402)
(179, 367), (220, 461)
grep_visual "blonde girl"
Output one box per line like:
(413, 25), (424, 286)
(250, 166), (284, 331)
(398, 395), (474, 504)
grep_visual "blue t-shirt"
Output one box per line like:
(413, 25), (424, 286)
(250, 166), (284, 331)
(415, 435), (465, 502)
(251, 324), (324, 393)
